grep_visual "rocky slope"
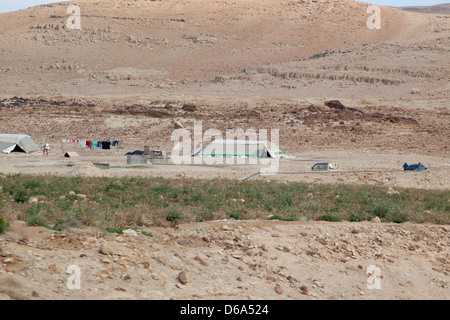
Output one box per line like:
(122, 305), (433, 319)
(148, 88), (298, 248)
(0, 219), (448, 300)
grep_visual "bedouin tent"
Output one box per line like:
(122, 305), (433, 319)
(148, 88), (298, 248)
(193, 139), (284, 158)
(64, 152), (79, 158)
(0, 134), (41, 154)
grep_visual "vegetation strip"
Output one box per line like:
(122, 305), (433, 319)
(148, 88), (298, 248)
(0, 174), (448, 234)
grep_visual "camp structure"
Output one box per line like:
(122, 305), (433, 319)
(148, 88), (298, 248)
(64, 152), (79, 158)
(0, 134), (41, 154)
(192, 139), (284, 158)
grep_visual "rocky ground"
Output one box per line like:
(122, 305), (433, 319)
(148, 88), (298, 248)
(0, 218), (448, 300)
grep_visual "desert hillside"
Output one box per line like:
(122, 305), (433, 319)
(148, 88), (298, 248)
(0, 0), (447, 100)
(401, 3), (450, 15)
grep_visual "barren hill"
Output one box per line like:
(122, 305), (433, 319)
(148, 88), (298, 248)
(400, 3), (450, 15)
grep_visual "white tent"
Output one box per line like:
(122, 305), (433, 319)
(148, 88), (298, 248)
(0, 134), (41, 154)
(193, 139), (284, 158)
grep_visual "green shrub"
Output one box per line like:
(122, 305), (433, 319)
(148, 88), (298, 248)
(0, 218), (10, 234)
(141, 230), (153, 237)
(105, 182), (125, 192)
(166, 207), (181, 222)
(27, 214), (47, 227)
(347, 214), (363, 222)
(229, 212), (242, 220)
(23, 180), (43, 189)
(106, 227), (123, 234)
(14, 189), (29, 203)
(372, 205), (389, 218)
(320, 214), (342, 222)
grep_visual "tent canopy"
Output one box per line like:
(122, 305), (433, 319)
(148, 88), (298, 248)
(0, 134), (41, 154)
(193, 139), (284, 158)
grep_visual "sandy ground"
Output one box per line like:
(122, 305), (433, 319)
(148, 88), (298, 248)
(1, 149), (449, 190)
(1, 219), (448, 300)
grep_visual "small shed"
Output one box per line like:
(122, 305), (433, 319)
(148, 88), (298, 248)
(64, 152), (79, 158)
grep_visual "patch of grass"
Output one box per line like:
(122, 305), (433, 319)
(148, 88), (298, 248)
(0, 174), (448, 229)
(347, 214), (363, 222)
(269, 214), (300, 221)
(106, 227), (123, 234)
(141, 230), (153, 237)
(320, 214), (342, 222)
(23, 180), (43, 189)
(105, 182), (126, 192)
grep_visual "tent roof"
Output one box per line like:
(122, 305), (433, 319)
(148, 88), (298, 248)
(195, 139), (284, 158)
(0, 134), (41, 154)
(64, 152), (79, 158)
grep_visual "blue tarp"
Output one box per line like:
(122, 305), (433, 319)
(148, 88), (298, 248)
(125, 150), (144, 155)
(403, 163), (427, 171)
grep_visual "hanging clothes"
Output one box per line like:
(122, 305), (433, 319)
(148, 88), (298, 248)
(102, 141), (111, 149)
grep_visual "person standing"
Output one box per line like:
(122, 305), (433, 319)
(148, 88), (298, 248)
(43, 143), (50, 156)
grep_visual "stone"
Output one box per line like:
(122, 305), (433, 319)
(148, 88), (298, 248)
(194, 255), (208, 266)
(182, 103), (198, 112)
(3, 257), (13, 264)
(275, 284), (283, 294)
(371, 216), (381, 223)
(173, 119), (183, 129)
(123, 229), (138, 237)
(99, 242), (132, 256)
(122, 274), (131, 281)
(100, 270), (110, 279)
(102, 257), (111, 264)
(300, 285), (309, 295)
(0, 292), (11, 300)
(29, 197), (38, 204)
(325, 100), (346, 110)
(178, 271), (188, 285)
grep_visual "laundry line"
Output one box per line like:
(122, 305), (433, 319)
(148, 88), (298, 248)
(61, 139), (119, 149)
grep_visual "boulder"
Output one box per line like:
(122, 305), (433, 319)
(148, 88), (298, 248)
(325, 100), (346, 110)
(99, 242), (132, 256)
